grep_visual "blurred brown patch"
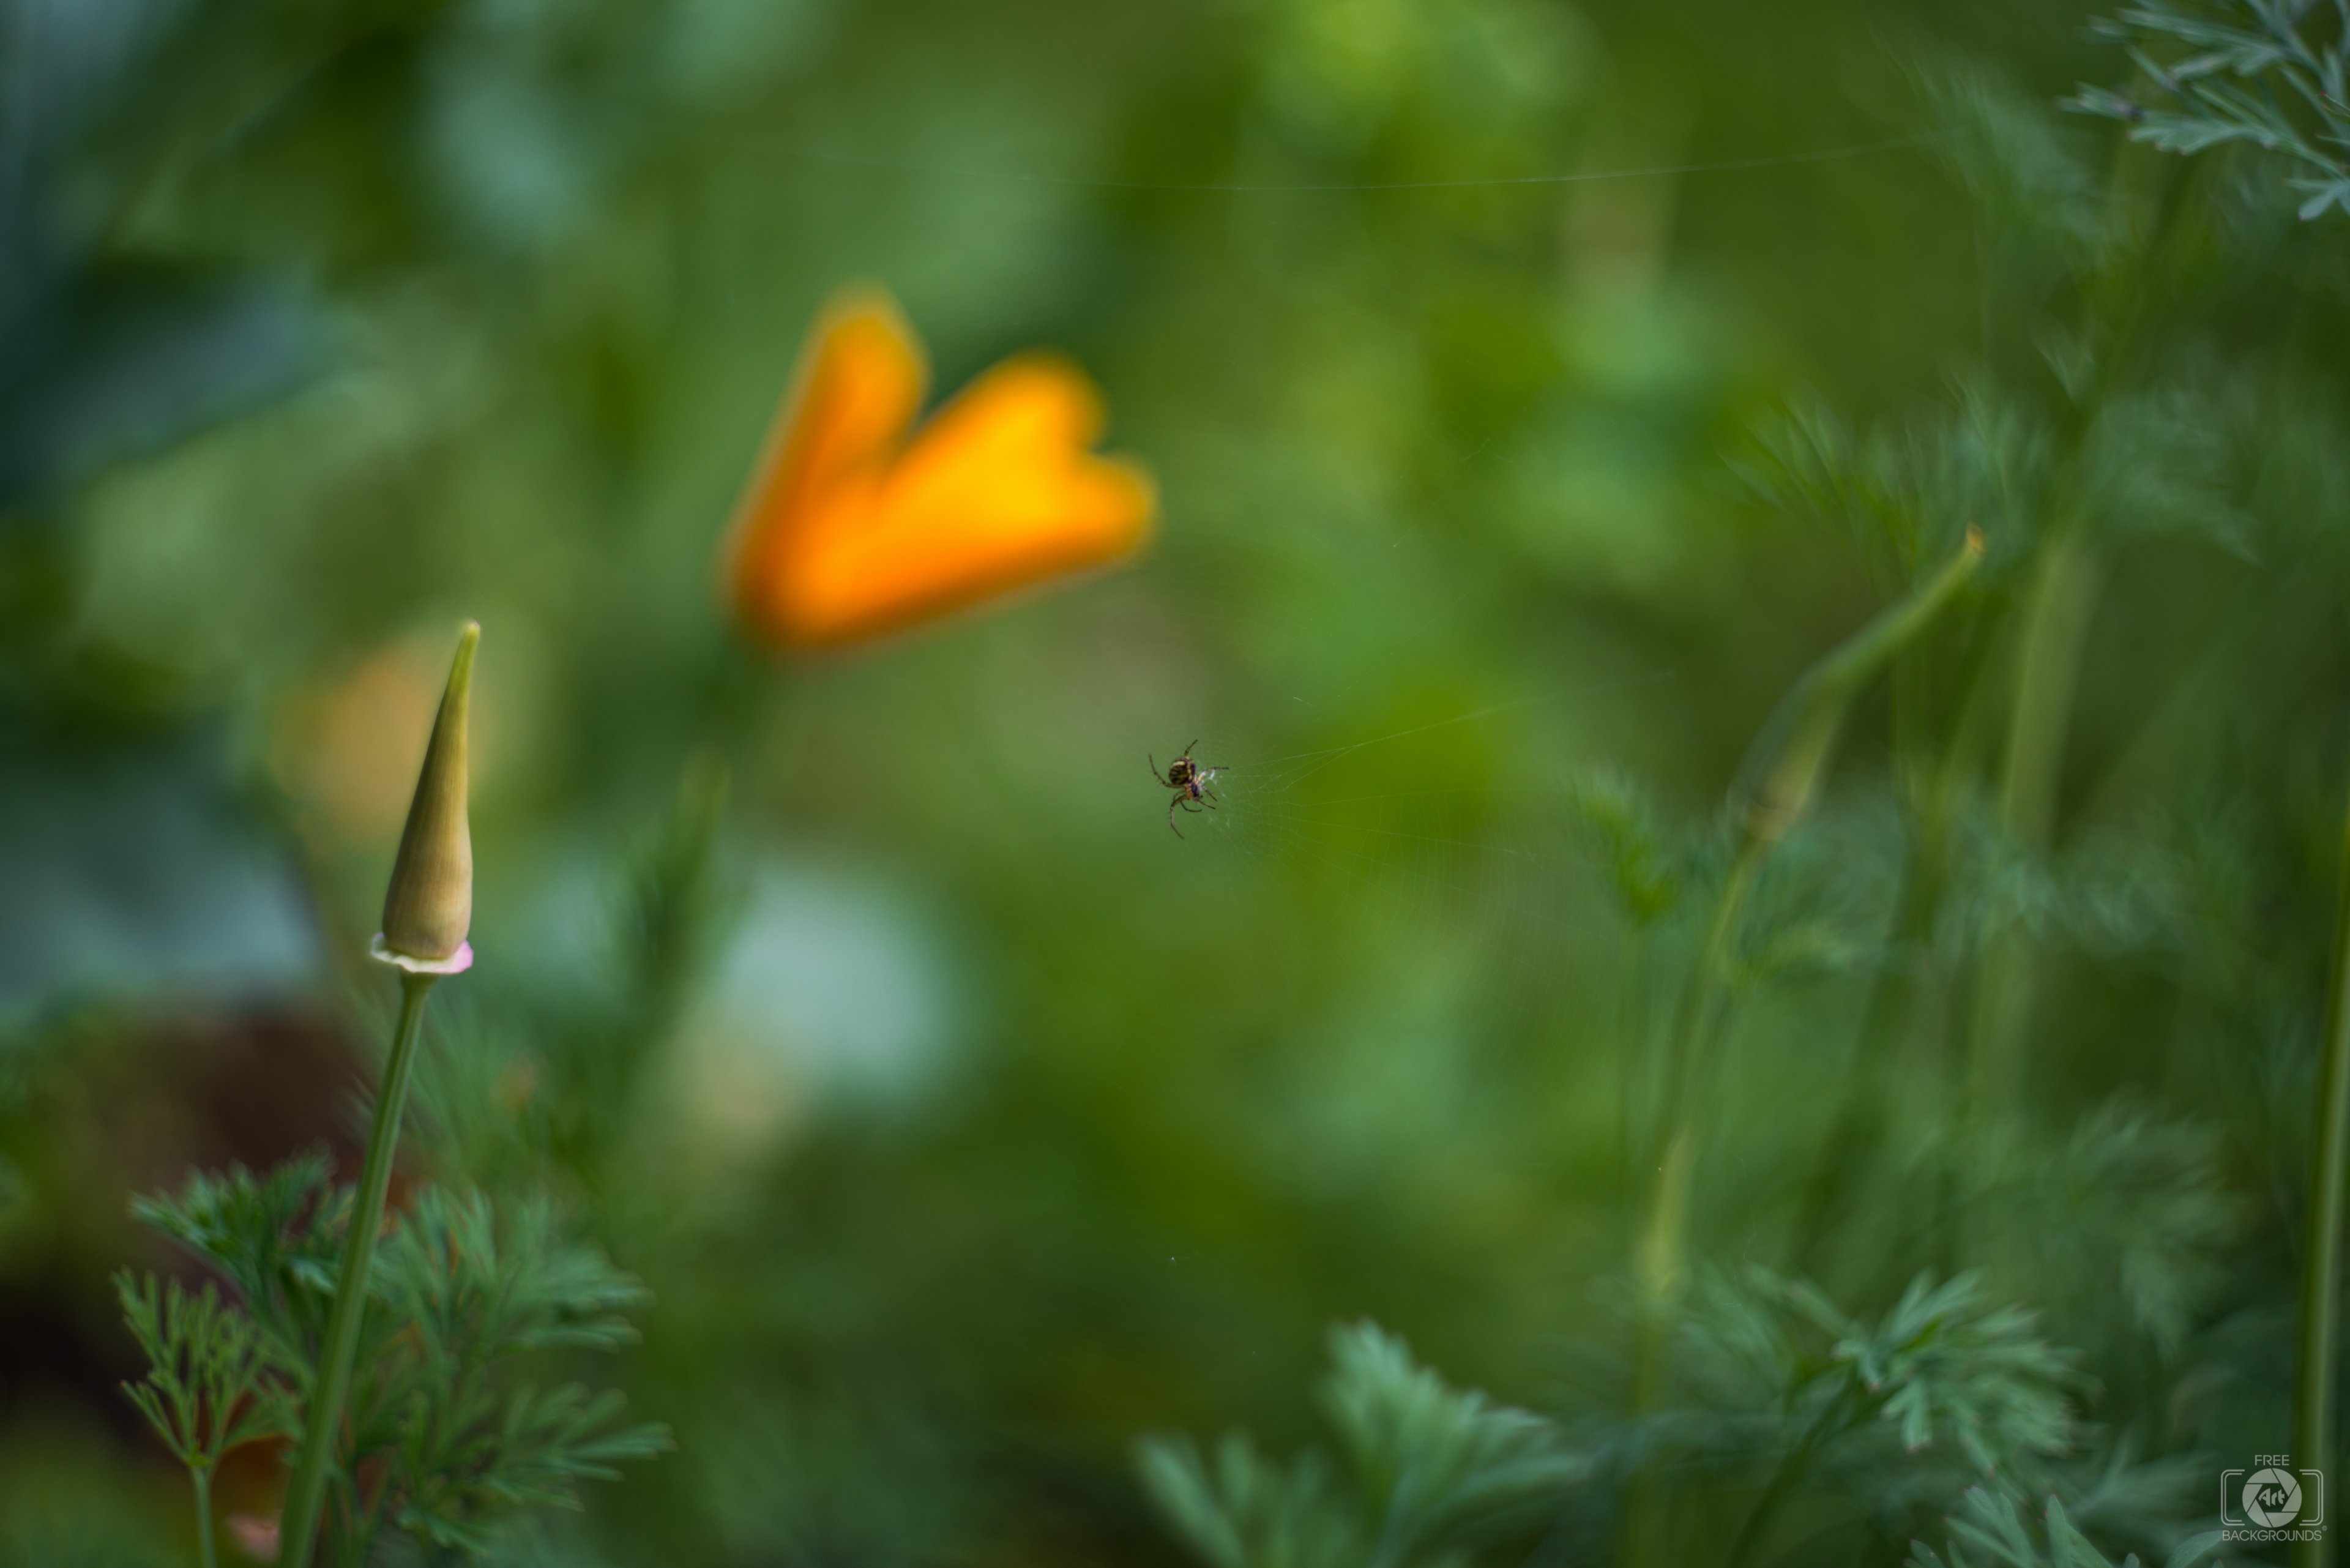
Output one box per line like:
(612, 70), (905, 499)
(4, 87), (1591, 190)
(271, 632), (507, 853)
(0, 1003), (396, 1468)
(272, 648), (440, 848)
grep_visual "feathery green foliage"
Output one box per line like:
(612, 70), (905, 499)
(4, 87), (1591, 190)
(115, 1272), (297, 1568)
(360, 1189), (670, 1555)
(1139, 1324), (1589, 1568)
(2070, 0), (2350, 219)
(115, 1272), (297, 1468)
(1687, 1269), (2084, 1488)
(1908, 1487), (2222, 1568)
(130, 1155), (347, 1375)
(1569, 769), (1683, 930)
(1141, 1275), (2119, 1568)
(1733, 390), (2036, 582)
(130, 1163), (666, 1562)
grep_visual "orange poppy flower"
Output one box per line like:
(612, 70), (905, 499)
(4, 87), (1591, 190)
(723, 285), (1157, 649)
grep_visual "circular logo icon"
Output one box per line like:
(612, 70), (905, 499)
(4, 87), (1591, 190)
(2245, 1467), (2304, 1528)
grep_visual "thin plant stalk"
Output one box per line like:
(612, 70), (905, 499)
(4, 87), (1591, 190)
(1622, 836), (1765, 1568)
(1963, 529), (2105, 1119)
(2000, 529), (2102, 841)
(192, 1462), (218, 1568)
(1789, 816), (1947, 1267)
(1615, 929), (1657, 1204)
(1790, 644), (1951, 1265)
(2292, 765), (2350, 1568)
(1952, 152), (2210, 1131)
(1722, 1385), (1857, 1568)
(1619, 534), (1981, 1568)
(1638, 532), (1985, 1314)
(1635, 838), (1765, 1311)
(1792, 624), (2003, 1271)
(1639, 529), (1985, 1312)
(279, 971), (438, 1568)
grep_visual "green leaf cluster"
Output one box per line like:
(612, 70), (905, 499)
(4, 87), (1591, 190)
(1140, 1277), (2130, 1568)
(1682, 1269), (2084, 1495)
(131, 1152), (349, 1380)
(126, 1162), (667, 1563)
(114, 1270), (297, 1476)
(1138, 1323), (1589, 1568)
(1908, 1487), (2221, 1568)
(2070, 0), (2350, 219)
(1569, 769), (1682, 930)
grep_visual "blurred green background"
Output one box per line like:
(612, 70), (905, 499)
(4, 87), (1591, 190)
(6, 0), (2349, 1562)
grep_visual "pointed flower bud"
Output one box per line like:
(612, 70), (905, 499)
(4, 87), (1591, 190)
(374, 622), (478, 973)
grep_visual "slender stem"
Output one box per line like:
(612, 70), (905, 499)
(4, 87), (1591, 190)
(1621, 837), (1765, 1568)
(1955, 155), (2214, 1131)
(1616, 929), (1655, 1204)
(1997, 532), (2101, 848)
(1793, 646), (1949, 1269)
(1636, 835), (1764, 1310)
(280, 972), (436, 1568)
(192, 1462), (218, 1568)
(1619, 537), (1983, 1568)
(1723, 1386), (1854, 1568)
(1792, 554), (1995, 1274)
(1964, 532), (2103, 1122)
(2292, 764), (2350, 1568)
(1790, 821), (1944, 1270)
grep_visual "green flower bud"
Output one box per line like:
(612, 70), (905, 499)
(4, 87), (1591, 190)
(378, 622), (478, 966)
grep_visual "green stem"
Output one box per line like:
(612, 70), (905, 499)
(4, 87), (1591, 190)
(1789, 820), (1945, 1270)
(1952, 154), (2213, 1131)
(280, 972), (436, 1568)
(1997, 532), (2101, 849)
(1722, 1386), (1855, 1568)
(1618, 537), (1982, 1568)
(192, 1462), (218, 1568)
(1616, 928), (1655, 1204)
(1621, 837), (1762, 1568)
(2292, 765), (2350, 1568)
(1964, 532), (2103, 1122)
(1792, 552), (1996, 1274)
(1637, 835), (1766, 1310)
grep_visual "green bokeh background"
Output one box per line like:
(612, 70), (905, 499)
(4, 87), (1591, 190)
(6, 0), (2348, 1562)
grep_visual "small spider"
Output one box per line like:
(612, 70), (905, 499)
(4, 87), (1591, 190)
(1151, 740), (1225, 838)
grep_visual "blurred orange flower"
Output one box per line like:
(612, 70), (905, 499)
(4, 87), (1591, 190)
(723, 285), (1157, 649)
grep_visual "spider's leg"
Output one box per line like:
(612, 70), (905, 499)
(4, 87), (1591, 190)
(1149, 756), (1170, 788)
(1168, 801), (1185, 839)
